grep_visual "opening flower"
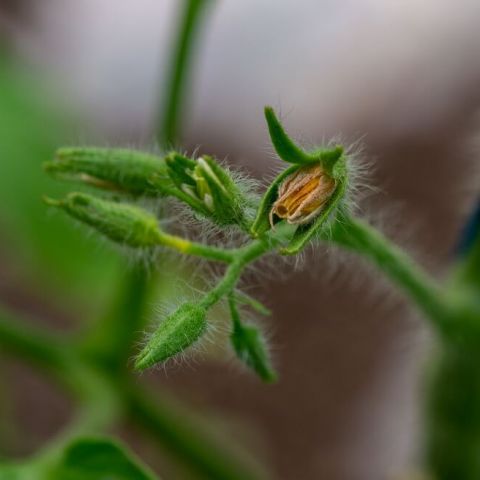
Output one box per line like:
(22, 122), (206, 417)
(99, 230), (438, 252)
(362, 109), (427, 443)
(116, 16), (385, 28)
(270, 163), (336, 226)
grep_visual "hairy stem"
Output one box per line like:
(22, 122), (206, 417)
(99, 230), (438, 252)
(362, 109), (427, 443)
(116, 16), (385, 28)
(200, 224), (293, 308)
(156, 230), (235, 263)
(327, 215), (453, 332)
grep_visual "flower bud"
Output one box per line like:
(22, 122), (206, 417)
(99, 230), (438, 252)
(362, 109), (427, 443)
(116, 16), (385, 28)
(163, 153), (247, 226)
(45, 192), (160, 247)
(135, 302), (207, 370)
(270, 163), (336, 226)
(44, 147), (172, 196)
(251, 106), (349, 255)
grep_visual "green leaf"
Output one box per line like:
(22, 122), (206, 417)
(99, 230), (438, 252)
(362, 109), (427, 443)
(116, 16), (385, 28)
(0, 58), (121, 304)
(0, 437), (159, 480)
(0, 464), (23, 480)
(48, 436), (159, 480)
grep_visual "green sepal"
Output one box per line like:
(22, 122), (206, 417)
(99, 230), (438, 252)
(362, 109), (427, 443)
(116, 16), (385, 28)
(264, 106), (344, 168)
(233, 290), (271, 316)
(45, 192), (160, 248)
(280, 181), (346, 255)
(228, 296), (277, 383)
(135, 302), (207, 370)
(44, 147), (171, 196)
(165, 152), (197, 187)
(250, 164), (298, 237)
(198, 155), (245, 225)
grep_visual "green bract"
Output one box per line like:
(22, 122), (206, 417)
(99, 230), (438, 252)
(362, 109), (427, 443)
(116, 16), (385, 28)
(135, 302), (207, 370)
(44, 147), (172, 196)
(264, 106), (344, 168)
(45, 192), (160, 247)
(228, 296), (277, 383)
(152, 152), (248, 227)
(251, 106), (348, 255)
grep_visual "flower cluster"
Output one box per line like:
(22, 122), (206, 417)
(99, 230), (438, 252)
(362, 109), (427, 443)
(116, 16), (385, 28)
(43, 107), (351, 381)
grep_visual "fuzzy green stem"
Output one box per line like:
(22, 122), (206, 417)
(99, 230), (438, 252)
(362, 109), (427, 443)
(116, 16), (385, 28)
(199, 225), (292, 308)
(155, 230), (235, 263)
(159, 0), (212, 146)
(327, 215), (453, 332)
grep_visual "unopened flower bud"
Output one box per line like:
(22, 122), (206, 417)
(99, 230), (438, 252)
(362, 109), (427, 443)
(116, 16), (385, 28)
(135, 302), (207, 370)
(270, 163), (336, 226)
(45, 192), (160, 247)
(251, 106), (349, 254)
(165, 153), (247, 226)
(44, 147), (171, 196)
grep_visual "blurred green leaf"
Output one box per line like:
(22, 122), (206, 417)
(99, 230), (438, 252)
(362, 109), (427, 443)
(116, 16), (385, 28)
(0, 58), (121, 308)
(47, 437), (158, 480)
(0, 437), (159, 480)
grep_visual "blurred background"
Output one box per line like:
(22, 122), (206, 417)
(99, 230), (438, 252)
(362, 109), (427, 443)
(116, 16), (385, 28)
(1, 1), (480, 479)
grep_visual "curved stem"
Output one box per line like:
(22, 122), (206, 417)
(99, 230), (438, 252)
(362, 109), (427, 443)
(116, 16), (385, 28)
(0, 307), (67, 374)
(126, 385), (263, 480)
(158, 0), (212, 147)
(327, 215), (454, 332)
(0, 308), (122, 472)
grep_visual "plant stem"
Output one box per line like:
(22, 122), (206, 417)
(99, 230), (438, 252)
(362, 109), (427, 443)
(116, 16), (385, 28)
(81, 264), (152, 371)
(0, 307), (122, 471)
(126, 386), (263, 480)
(0, 308), (120, 426)
(158, 0), (212, 147)
(327, 214), (454, 332)
(156, 230), (235, 263)
(426, 345), (480, 480)
(0, 307), (66, 373)
(199, 225), (293, 308)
